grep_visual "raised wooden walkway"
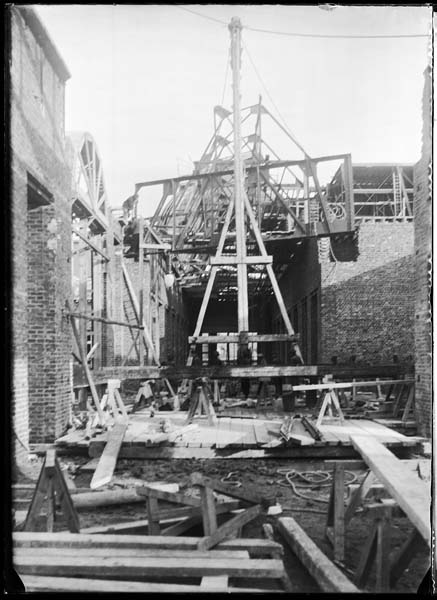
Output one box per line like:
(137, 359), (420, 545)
(56, 410), (423, 459)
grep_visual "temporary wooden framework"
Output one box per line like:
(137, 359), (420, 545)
(321, 440), (431, 592)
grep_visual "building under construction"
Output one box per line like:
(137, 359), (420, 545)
(8, 6), (432, 595)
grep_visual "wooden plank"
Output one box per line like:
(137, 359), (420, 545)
(14, 555), (285, 580)
(350, 435), (431, 545)
(20, 576), (278, 594)
(136, 486), (201, 507)
(74, 364), (409, 387)
(198, 505), (262, 551)
(160, 515), (202, 536)
(191, 472), (273, 507)
(292, 379), (413, 392)
(13, 532), (283, 556)
(200, 576), (228, 590)
(253, 421), (271, 446)
(90, 421), (128, 489)
(277, 517), (360, 593)
(14, 547), (251, 560)
(189, 333), (298, 343)
(79, 501), (241, 534)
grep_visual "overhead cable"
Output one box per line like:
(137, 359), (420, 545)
(177, 6), (428, 39)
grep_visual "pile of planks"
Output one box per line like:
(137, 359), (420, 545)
(14, 454), (292, 592)
(13, 531), (288, 593)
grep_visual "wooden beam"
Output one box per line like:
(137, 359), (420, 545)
(210, 255), (272, 265)
(191, 472), (273, 507)
(292, 379), (413, 392)
(72, 228), (110, 261)
(136, 486), (202, 508)
(277, 517), (360, 593)
(15, 555), (285, 580)
(66, 311), (143, 330)
(350, 435), (431, 545)
(197, 505), (262, 551)
(189, 333), (298, 344)
(90, 421), (128, 490)
(135, 154), (351, 191)
(20, 576), (278, 594)
(13, 532), (282, 556)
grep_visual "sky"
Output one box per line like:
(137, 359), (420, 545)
(34, 4), (432, 217)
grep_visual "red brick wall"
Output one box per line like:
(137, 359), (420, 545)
(319, 222), (415, 365)
(11, 7), (72, 446)
(414, 67), (432, 437)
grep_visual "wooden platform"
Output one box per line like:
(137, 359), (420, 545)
(55, 411), (423, 460)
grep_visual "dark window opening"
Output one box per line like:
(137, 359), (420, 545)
(27, 173), (53, 209)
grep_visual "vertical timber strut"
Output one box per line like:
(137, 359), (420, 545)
(230, 17), (249, 332)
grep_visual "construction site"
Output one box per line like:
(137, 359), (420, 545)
(7, 5), (433, 594)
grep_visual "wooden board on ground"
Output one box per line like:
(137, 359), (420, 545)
(14, 555), (284, 580)
(350, 435), (431, 545)
(20, 576), (280, 594)
(13, 532), (283, 557)
(277, 517), (360, 593)
(90, 421), (128, 489)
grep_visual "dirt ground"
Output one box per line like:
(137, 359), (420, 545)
(12, 453), (430, 593)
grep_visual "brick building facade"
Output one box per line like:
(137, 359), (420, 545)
(11, 7), (73, 451)
(271, 219), (415, 367)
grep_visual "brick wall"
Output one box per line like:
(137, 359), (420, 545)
(11, 7), (72, 446)
(319, 222), (415, 365)
(414, 66), (432, 437)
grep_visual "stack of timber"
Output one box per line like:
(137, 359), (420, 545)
(13, 533), (289, 593)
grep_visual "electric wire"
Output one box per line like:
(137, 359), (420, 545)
(220, 48), (231, 106)
(245, 25), (429, 40)
(176, 6), (428, 39)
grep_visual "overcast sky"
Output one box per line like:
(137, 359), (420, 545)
(34, 4), (431, 217)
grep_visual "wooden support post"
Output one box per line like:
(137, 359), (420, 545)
(146, 495), (161, 535)
(354, 506), (392, 592)
(345, 471), (377, 525)
(389, 529), (426, 588)
(401, 384), (415, 423)
(138, 217), (144, 366)
(199, 486), (217, 536)
(325, 463), (345, 562)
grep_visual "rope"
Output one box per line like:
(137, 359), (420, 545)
(276, 468), (358, 504)
(220, 49), (231, 106)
